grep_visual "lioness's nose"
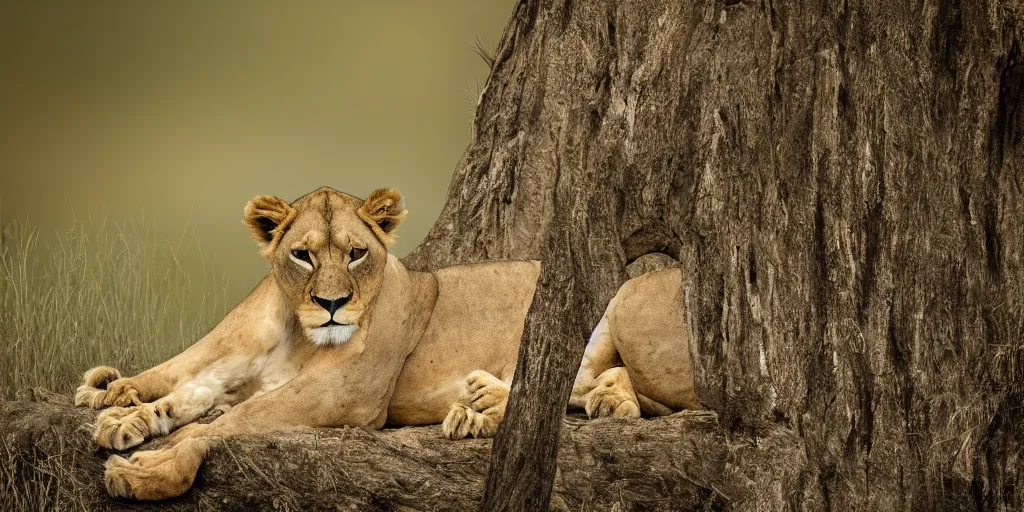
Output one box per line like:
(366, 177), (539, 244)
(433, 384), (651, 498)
(311, 293), (352, 316)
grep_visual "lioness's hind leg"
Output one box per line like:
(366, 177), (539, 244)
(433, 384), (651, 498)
(442, 370), (509, 440)
(94, 383), (216, 450)
(585, 367), (641, 419)
(569, 312), (620, 411)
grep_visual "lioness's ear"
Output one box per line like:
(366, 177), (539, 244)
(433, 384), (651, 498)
(243, 195), (297, 257)
(357, 188), (407, 246)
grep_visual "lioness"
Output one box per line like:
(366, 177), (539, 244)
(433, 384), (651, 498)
(75, 186), (700, 500)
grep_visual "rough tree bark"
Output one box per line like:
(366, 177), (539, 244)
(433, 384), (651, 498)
(403, 0), (1024, 510)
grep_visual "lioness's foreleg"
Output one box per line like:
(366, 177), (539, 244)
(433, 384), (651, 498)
(75, 361), (183, 410)
(76, 277), (288, 411)
(75, 345), (235, 411)
(103, 356), (395, 500)
(92, 347), (267, 450)
(442, 370), (510, 439)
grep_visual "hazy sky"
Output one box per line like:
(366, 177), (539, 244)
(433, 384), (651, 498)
(0, 1), (515, 301)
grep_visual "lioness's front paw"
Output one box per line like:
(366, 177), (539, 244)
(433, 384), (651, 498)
(95, 403), (170, 450)
(104, 439), (207, 500)
(75, 366), (122, 409)
(442, 404), (496, 440)
(101, 378), (143, 407)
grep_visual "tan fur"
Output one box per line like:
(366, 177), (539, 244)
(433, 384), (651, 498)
(570, 268), (704, 418)
(76, 186), (540, 500)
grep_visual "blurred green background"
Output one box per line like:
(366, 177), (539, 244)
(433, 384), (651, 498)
(0, 1), (515, 305)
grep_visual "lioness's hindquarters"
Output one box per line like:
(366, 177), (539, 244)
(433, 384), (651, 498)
(570, 268), (704, 417)
(442, 370), (510, 439)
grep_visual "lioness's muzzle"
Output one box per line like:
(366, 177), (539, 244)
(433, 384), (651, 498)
(311, 293), (352, 316)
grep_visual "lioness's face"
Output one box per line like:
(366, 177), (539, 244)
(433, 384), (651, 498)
(243, 187), (407, 346)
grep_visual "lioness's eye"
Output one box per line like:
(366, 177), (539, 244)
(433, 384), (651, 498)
(350, 247), (367, 261)
(291, 249), (311, 263)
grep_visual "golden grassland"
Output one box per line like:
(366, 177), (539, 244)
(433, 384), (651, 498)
(0, 215), (231, 400)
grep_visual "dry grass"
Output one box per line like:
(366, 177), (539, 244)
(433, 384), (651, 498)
(0, 213), (230, 400)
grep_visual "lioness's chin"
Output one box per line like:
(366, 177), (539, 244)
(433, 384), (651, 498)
(305, 324), (359, 346)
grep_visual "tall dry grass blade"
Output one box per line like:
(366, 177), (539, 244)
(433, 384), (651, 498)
(0, 215), (230, 399)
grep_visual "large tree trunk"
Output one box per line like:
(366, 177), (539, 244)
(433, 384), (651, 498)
(404, 0), (1024, 510)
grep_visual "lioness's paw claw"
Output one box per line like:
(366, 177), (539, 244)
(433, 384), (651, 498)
(441, 371), (507, 439)
(96, 404), (160, 450)
(75, 366), (123, 409)
(584, 367), (641, 419)
(103, 443), (205, 501)
(585, 386), (641, 419)
(442, 404), (496, 440)
(442, 405), (473, 439)
(104, 455), (136, 498)
(104, 379), (142, 407)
